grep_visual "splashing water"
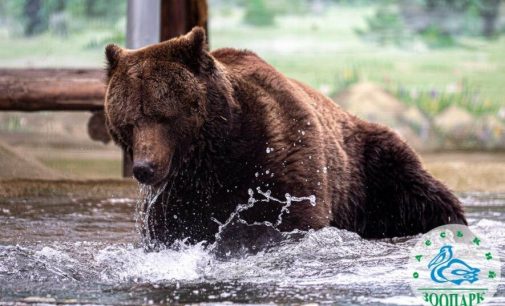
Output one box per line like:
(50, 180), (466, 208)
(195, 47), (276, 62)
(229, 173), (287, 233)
(211, 187), (316, 233)
(138, 183), (317, 253)
(137, 182), (169, 246)
(0, 193), (504, 305)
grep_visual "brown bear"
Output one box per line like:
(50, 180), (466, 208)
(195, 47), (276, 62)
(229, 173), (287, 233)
(104, 27), (466, 246)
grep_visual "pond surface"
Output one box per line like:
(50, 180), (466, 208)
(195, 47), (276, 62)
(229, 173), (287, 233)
(0, 193), (504, 305)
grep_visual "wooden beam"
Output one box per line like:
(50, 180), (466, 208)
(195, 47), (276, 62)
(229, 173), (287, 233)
(0, 69), (105, 111)
(160, 0), (208, 42)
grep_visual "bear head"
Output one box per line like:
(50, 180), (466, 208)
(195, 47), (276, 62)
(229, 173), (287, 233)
(104, 27), (213, 185)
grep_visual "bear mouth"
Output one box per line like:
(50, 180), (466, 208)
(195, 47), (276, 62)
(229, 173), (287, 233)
(141, 165), (172, 187)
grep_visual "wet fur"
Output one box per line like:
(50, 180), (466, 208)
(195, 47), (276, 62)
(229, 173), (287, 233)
(104, 27), (466, 245)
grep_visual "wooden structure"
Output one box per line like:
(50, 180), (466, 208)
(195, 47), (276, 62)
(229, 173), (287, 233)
(0, 0), (208, 177)
(160, 0), (208, 41)
(0, 69), (104, 111)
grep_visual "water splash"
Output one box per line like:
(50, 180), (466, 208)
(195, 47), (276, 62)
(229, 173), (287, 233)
(138, 182), (317, 253)
(211, 187), (316, 229)
(95, 241), (210, 283)
(203, 187), (317, 257)
(137, 182), (169, 246)
(1, 193), (504, 304)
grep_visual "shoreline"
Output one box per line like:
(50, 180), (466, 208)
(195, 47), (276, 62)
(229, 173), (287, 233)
(2, 152), (505, 198)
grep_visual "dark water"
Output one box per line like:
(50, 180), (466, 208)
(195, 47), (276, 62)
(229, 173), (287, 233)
(0, 193), (504, 305)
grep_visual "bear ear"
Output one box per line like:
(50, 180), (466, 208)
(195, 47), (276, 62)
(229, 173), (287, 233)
(105, 44), (123, 82)
(185, 26), (208, 53)
(177, 27), (212, 73)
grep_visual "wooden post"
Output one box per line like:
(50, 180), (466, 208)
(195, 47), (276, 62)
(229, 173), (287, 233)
(159, 0), (208, 42)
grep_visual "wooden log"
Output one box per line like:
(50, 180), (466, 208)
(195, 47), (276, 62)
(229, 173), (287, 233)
(0, 69), (105, 111)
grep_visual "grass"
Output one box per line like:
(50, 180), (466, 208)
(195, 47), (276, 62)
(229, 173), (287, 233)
(394, 80), (502, 116)
(209, 7), (505, 114)
(0, 5), (503, 114)
(0, 30), (113, 67)
(40, 158), (122, 179)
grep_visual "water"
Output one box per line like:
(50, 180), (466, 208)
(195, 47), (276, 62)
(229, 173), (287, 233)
(0, 193), (504, 305)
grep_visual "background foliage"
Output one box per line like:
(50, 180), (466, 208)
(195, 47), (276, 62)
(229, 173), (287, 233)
(0, 0), (504, 149)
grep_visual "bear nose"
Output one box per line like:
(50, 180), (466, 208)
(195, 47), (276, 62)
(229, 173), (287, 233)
(132, 161), (155, 184)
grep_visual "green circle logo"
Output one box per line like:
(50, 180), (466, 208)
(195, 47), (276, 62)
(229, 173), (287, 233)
(408, 224), (501, 306)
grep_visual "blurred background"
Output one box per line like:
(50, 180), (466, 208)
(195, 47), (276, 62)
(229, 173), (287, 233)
(0, 0), (504, 190)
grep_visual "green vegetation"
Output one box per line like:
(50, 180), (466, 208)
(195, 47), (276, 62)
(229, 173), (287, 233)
(0, 2), (503, 118)
(243, 0), (275, 26)
(0, 0), (126, 36)
(419, 25), (457, 49)
(356, 0), (503, 47)
(211, 6), (505, 117)
(354, 2), (411, 46)
(394, 81), (501, 116)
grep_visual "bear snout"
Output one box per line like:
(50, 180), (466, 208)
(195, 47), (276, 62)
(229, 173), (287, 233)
(132, 160), (156, 184)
